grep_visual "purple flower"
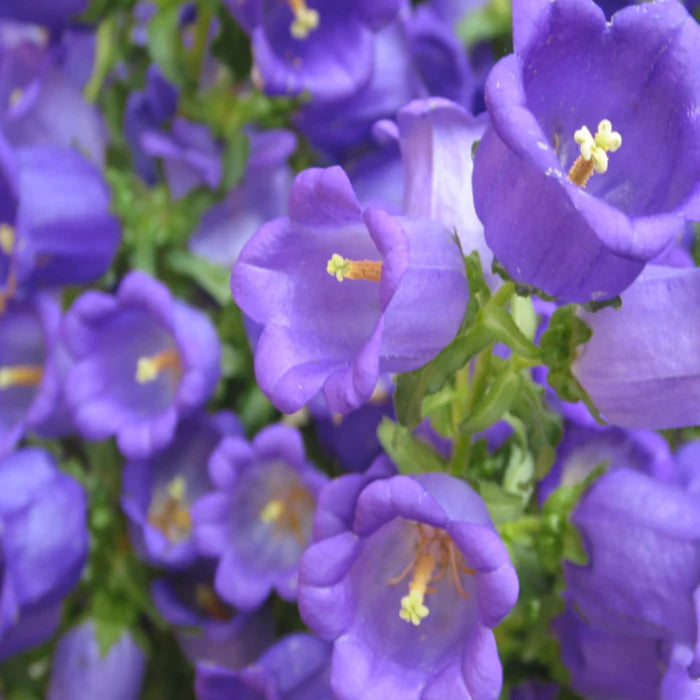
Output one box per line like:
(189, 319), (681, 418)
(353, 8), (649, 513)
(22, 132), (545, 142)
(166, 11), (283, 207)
(228, 0), (403, 101)
(48, 621), (146, 700)
(0, 447), (88, 660)
(189, 128), (297, 268)
(151, 560), (275, 668)
(0, 294), (62, 458)
(473, 0), (700, 302)
(298, 472), (519, 698)
(193, 424), (327, 611)
(573, 265), (700, 428)
(122, 412), (242, 568)
(0, 0), (88, 28)
(62, 271), (221, 459)
(140, 117), (221, 199)
(0, 138), (120, 297)
(231, 166), (468, 414)
(564, 468), (700, 670)
(195, 633), (332, 700)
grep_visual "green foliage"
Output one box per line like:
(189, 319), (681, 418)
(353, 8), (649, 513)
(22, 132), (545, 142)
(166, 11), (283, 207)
(376, 418), (448, 475)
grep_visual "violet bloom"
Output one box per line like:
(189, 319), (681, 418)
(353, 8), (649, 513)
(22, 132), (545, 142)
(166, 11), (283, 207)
(62, 271), (221, 459)
(565, 469), (700, 672)
(298, 472), (519, 698)
(0, 138), (120, 297)
(0, 39), (106, 166)
(554, 606), (699, 700)
(538, 422), (674, 502)
(231, 166), (468, 415)
(48, 621), (146, 700)
(0, 448), (88, 661)
(122, 412), (242, 569)
(152, 559), (275, 668)
(227, 0), (403, 101)
(189, 128), (297, 268)
(473, 0), (700, 302)
(0, 295), (61, 458)
(0, 0), (88, 28)
(193, 424), (327, 611)
(573, 265), (700, 429)
(140, 117), (221, 199)
(196, 633), (332, 700)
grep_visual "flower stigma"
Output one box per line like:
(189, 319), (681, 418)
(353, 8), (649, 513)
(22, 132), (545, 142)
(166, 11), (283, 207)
(135, 348), (181, 384)
(326, 253), (382, 283)
(147, 475), (192, 543)
(390, 524), (475, 627)
(568, 119), (622, 187)
(288, 0), (320, 39)
(259, 482), (314, 544)
(0, 364), (43, 389)
(0, 224), (14, 255)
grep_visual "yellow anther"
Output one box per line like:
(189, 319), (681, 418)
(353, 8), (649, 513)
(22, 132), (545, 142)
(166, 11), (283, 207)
(0, 365), (43, 389)
(288, 0), (319, 39)
(135, 348), (181, 384)
(148, 475), (192, 543)
(9, 88), (23, 108)
(400, 590), (430, 626)
(260, 499), (284, 523)
(0, 224), (14, 255)
(326, 253), (382, 283)
(167, 476), (186, 501)
(569, 119), (622, 187)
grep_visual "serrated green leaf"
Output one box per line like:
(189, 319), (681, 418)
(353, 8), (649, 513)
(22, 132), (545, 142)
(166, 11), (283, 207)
(377, 418), (447, 475)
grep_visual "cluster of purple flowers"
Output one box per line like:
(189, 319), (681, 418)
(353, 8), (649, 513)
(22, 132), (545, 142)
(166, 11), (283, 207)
(0, 0), (699, 697)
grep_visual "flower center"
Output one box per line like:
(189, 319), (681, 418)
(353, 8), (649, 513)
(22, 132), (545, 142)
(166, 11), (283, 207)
(288, 0), (320, 39)
(0, 225), (14, 256)
(0, 364), (43, 389)
(389, 524), (475, 627)
(135, 348), (181, 384)
(568, 119), (622, 187)
(259, 483), (314, 545)
(194, 584), (233, 621)
(147, 476), (193, 543)
(326, 254), (382, 283)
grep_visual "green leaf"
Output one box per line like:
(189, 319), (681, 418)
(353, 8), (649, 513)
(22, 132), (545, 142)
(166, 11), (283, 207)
(480, 305), (541, 359)
(377, 418), (447, 475)
(461, 367), (523, 434)
(477, 481), (527, 524)
(166, 250), (231, 305)
(147, 6), (191, 88)
(220, 130), (250, 191)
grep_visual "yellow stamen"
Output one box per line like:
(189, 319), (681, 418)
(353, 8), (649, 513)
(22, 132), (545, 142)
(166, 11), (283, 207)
(9, 88), (23, 108)
(259, 485), (314, 545)
(0, 271), (17, 314)
(148, 476), (192, 543)
(568, 119), (622, 187)
(288, 0), (319, 39)
(326, 253), (382, 283)
(399, 552), (436, 626)
(0, 364), (43, 389)
(260, 499), (284, 523)
(194, 585), (232, 621)
(0, 224), (14, 255)
(135, 348), (181, 384)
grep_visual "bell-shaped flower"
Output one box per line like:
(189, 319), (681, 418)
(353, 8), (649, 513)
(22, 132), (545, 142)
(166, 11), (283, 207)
(0, 0), (88, 28)
(62, 271), (221, 459)
(48, 621), (146, 700)
(473, 0), (700, 302)
(298, 471), (518, 698)
(122, 412), (242, 568)
(193, 424), (327, 611)
(0, 447), (88, 660)
(231, 166), (468, 414)
(573, 265), (700, 428)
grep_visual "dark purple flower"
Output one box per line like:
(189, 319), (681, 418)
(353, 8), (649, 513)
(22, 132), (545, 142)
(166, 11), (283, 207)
(473, 0), (700, 302)
(193, 424), (327, 611)
(0, 447), (88, 660)
(510, 681), (559, 700)
(0, 294), (62, 458)
(0, 0), (88, 28)
(195, 633), (332, 700)
(48, 621), (146, 700)
(140, 117), (221, 199)
(228, 0), (403, 101)
(573, 265), (700, 428)
(231, 166), (468, 414)
(122, 412), (242, 569)
(565, 469), (700, 670)
(189, 128), (297, 268)
(298, 472), (519, 698)
(0, 139), (120, 297)
(62, 271), (221, 459)
(554, 606), (698, 700)
(152, 560), (275, 668)
(344, 142), (404, 215)
(538, 422), (674, 502)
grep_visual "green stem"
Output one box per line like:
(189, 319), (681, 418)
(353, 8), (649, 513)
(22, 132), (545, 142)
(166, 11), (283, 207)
(488, 281), (515, 308)
(188, 5), (213, 84)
